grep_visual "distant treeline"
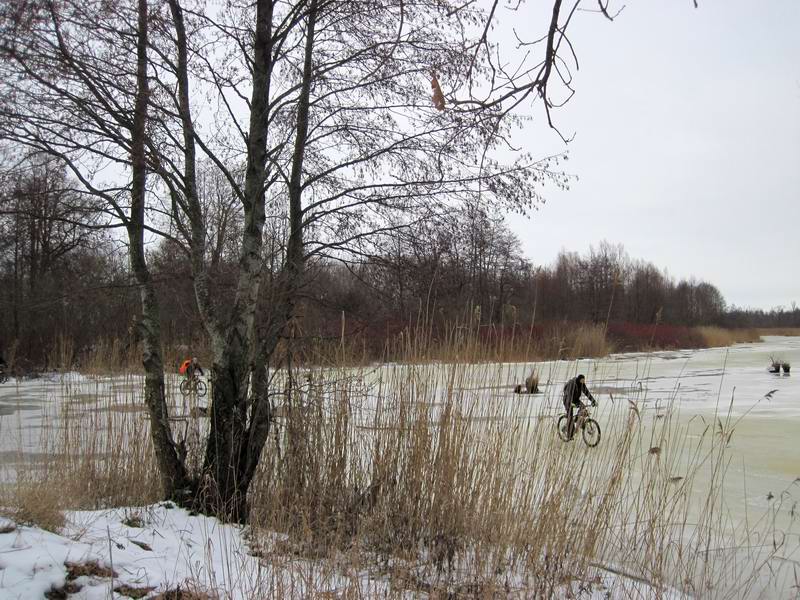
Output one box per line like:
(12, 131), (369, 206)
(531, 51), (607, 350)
(1, 166), (797, 365)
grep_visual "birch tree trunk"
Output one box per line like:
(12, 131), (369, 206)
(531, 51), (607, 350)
(196, 0), (276, 522)
(130, 0), (188, 500)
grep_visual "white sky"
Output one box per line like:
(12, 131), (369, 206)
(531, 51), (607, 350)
(501, 0), (800, 310)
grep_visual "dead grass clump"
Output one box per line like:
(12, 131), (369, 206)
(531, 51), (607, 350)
(756, 327), (800, 337)
(65, 560), (117, 579)
(250, 359), (631, 594)
(4, 482), (66, 533)
(0, 373), (164, 525)
(152, 583), (216, 599)
(697, 326), (761, 347)
(114, 584), (156, 598)
(45, 560), (117, 598)
(129, 539), (153, 551)
(44, 581), (82, 599)
(567, 323), (611, 357)
(122, 509), (146, 528)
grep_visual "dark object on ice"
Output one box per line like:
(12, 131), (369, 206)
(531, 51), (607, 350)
(514, 371), (540, 394)
(768, 355), (782, 374)
(525, 372), (540, 394)
(782, 362), (791, 374)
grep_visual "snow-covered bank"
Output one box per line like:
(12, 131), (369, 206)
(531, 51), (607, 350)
(0, 504), (260, 599)
(0, 503), (679, 599)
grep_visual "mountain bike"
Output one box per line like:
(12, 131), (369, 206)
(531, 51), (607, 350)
(557, 403), (601, 447)
(180, 373), (207, 398)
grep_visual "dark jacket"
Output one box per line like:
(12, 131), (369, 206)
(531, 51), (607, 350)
(563, 376), (594, 406)
(187, 362), (204, 377)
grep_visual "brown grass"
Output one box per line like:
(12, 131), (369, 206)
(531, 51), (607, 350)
(375, 316), (614, 365)
(65, 560), (117, 579)
(44, 581), (82, 599)
(152, 585), (216, 599)
(2, 481), (66, 533)
(44, 561), (118, 599)
(696, 326), (762, 347)
(114, 584), (156, 598)
(756, 327), (800, 337)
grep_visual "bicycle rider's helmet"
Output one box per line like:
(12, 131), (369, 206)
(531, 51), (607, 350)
(576, 374), (585, 382)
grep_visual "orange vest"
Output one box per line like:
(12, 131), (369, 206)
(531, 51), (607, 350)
(179, 359), (191, 375)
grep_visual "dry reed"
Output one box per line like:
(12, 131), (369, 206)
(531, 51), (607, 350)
(696, 326), (761, 347)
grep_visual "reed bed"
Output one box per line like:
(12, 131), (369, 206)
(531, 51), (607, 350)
(695, 326), (762, 348)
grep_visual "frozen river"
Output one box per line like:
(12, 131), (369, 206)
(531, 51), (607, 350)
(1, 336), (798, 504)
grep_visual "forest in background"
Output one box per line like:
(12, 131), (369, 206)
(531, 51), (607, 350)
(3, 163), (798, 369)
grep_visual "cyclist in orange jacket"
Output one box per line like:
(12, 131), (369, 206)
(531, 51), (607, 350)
(179, 357), (204, 380)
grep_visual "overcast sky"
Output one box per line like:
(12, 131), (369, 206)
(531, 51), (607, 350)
(501, 0), (799, 310)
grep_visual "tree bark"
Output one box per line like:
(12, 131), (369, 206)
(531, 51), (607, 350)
(130, 0), (188, 500)
(199, 0), (276, 522)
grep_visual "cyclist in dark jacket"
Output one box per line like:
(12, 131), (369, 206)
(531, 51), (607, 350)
(562, 374), (596, 440)
(187, 357), (204, 379)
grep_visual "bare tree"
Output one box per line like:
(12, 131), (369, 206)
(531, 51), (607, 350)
(0, 0), (620, 520)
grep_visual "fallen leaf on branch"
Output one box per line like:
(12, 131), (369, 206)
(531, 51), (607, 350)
(431, 72), (446, 111)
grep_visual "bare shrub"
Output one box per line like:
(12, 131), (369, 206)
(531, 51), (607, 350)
(114, 584), (156, 599)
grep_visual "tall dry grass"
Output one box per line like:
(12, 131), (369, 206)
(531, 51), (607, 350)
(756, 327), (800, 337)
(42, 334), (214, 376)
(243, 355), (797, 597)
(0, 328), (797, 597)
(378, 315), (613, 365)
(696, 326), (762, 348)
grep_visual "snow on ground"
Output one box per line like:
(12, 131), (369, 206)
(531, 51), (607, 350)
(0, 504), (679, 599)
(0, 503), (275, 599)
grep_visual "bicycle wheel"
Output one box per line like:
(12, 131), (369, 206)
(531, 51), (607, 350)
(582, 418), (601, 447)
(556, 414), (572, 442)
(179, 378), (190, 396)
(195, 380), (207, 397)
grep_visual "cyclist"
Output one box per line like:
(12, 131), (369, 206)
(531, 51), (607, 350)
(562, 374), (596, 441)
(0, 353), (7, 382)
(179, 357), (204, 381)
